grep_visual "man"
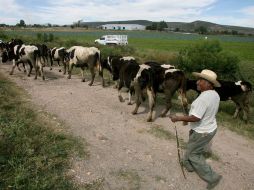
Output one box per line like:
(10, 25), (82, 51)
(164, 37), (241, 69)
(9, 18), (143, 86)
(169, 69), (222, 190)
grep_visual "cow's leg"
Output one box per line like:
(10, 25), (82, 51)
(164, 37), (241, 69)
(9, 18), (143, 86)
(146, 87), (155, 122)
(26, 62), (33, 77)
(160, 89), (173, 117)
(118, 81), (124, 102)
(127, 91), (132, 105)
(34, 66), (39, 80)
(40, 67), (45, 80)
(88, 67), (95, 86)
(113, 80), (119, 89)
(38, 59), (45, 80)
(48, 53), (53, 70)
(67, 63), (74, 79)
(57, 60), (62, 72)
(17, 62), (25, 72)
(233, 104), (241, 119)
(242, 103), (249, 123)
(132, 84), (142, 114)
(9, 60), (17, 75)
(23, 62), (27, 73)
(81, 67), (85, 82)
(243, 94), (250, 123)
(99, 69), (105, 87)
(34, 57), (40, 80)
(63, 61), (67, 75)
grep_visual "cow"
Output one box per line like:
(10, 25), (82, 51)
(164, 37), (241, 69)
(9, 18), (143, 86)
(101, 55), (136, 88)
(10, 44), (45, 80)
(66, 46), (104, 86)
(132, 62), (188, 122)
(0, 39), (26, 71)
(186, 79), (252, 122)
(49, 47), (68, 74)
(114, 59), (140, 104)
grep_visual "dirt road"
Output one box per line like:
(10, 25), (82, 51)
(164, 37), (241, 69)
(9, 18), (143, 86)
(1, 63), (254, 190)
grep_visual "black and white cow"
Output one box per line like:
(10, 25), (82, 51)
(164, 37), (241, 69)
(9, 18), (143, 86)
(132, 62), (188, 122)
(11, 45), (45, 80)
(0, 39), (24, 67)
(0, 39), (30, 74)
(66, 46), (104, 86)
(115, 59), (140, 104)
(49, 47), (68, 74)
(187, 79), (252, 122)
(101, 55), (136, 87)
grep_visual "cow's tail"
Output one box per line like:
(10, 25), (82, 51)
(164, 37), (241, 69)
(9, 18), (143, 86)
(48, 49), (53, 69)
(34, 49), (39, 65)
(95, 51), (103, 77)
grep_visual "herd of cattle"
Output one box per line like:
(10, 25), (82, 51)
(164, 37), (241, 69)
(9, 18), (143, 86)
(0, 39), (252, 123)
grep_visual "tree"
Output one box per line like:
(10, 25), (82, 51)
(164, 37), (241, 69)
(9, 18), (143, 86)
(146, 21), (167, 31)
(157, 21), (168, 31)
(195, 26), (207, 34)
(174, 28), (180, 32)
(19, 19), (26, 27)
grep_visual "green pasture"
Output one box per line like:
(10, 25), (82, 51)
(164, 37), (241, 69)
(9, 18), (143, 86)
(4, 28), (254, 60)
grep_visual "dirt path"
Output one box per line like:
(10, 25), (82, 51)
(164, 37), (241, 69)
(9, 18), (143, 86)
(1, 63), (254, 190)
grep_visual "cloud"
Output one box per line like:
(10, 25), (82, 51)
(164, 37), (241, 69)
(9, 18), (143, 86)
(37, 0), (217, 24)
(0, 0), (21, 14)
(0, 0), (218, 24)
(1, 0), (253, 28)
(196, 15), (254, 28)
(241, 6), (254, 16)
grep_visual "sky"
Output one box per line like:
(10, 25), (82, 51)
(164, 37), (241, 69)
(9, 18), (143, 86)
(0, 0), (254, 28)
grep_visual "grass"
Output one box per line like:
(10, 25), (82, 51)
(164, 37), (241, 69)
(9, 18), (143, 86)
(147, 125), (175, 140)
(0, 73), (89, 189)
(111, 169), (141, 190)
(82, 178), (105, 190)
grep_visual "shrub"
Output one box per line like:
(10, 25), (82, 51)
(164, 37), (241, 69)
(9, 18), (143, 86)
(100, 45), (136, 60)
(36, 33), (55, 43)
(176, 40), (240, 80)
(0, 31), (8, 40)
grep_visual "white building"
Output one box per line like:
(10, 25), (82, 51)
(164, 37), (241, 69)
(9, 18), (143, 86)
(100, 24), (146, 30)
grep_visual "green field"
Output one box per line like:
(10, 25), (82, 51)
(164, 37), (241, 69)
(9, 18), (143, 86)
(2, 27), (254, 82)
(3, 28), (254, 60)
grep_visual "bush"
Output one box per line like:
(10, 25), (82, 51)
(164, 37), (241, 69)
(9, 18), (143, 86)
(36, 33), (55, 43)
(100, 45), (136, 60)
(176, 40), (240, 80)
(0, 31), (8, 40)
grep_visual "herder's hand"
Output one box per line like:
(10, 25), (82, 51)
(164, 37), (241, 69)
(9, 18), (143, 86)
(169, 115), (178, 123)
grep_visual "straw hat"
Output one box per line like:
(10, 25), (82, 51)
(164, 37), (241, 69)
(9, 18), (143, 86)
(192, 69), (221, 87)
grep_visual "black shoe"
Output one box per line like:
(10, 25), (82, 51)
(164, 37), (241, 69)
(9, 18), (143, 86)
(207, 175), (222, 189)
(182, 161), (194, 172)
(184, 165), (194, 172)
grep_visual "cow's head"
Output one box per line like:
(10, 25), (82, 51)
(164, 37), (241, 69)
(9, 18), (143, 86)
(235, 81), (252, 92)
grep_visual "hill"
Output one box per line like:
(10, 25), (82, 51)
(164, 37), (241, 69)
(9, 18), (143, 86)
(81, 20), (254, 34)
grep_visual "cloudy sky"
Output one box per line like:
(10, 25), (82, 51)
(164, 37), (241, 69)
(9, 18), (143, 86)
(0, 0), (254, 28)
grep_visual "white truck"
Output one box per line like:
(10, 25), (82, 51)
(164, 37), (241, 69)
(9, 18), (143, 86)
(94, 35), (128, 45)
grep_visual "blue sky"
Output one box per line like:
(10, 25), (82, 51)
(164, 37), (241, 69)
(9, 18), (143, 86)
(0, 0), (254, 28)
